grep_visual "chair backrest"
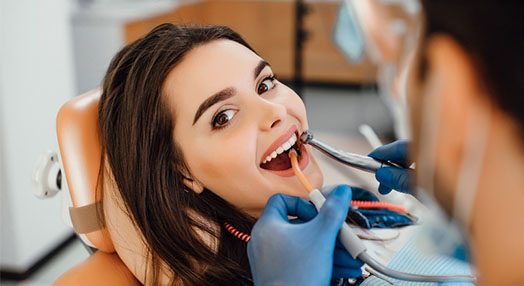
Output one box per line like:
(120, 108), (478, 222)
(56, 88), (114, 252)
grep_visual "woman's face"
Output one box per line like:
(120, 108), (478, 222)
(165, 39), (323, 216)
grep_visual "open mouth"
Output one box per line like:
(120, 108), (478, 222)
(260, 129), (308, 173)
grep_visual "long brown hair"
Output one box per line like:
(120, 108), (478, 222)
(98, 23), (256, 285)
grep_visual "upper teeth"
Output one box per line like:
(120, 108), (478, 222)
(263, 133), (297, 164)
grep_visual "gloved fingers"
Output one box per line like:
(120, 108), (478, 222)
(315, 185), (352, 234)
(289, 218), (311, 224)
(375, 167), (412, 194)
(332, 265), (363, 279)
(262, 193), (318, 223)
(378, 183), (393, 195)
(335, 238), (344, 249)
(368, 139), (411, 167)
(333, 246), (363, 268)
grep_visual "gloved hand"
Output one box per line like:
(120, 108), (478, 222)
(368, 140), (413, 194)
(248, 185), (363, 286)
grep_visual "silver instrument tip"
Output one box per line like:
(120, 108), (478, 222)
(300, 130), (314, 144)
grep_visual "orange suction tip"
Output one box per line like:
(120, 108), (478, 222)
(289, 149), (313, 193)
(289, 150), (408, 214)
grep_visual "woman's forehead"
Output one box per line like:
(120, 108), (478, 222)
(163, 39), (264, 123)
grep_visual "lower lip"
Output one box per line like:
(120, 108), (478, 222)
(265, 143), (310, 177)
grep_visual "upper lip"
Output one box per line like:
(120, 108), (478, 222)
(260, 125), (298, 165)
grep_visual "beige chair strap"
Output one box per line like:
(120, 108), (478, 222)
(69, 202), (104, 234)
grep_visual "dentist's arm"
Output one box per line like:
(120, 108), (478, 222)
(368, 140), (413, 194)
(247, 185), (363, 286)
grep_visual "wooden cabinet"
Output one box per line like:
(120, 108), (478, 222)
(124, 0), (377, 84)
(303, 2), (377, 83)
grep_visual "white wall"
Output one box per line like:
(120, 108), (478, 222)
(71, 0), (180, 93)
(0, 0), (76, 271)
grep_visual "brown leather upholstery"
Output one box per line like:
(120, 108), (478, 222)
(56, 88), (114, 252)
(55, 89), (152, 285)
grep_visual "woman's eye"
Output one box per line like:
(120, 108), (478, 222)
(212, 109), (237, 129)
(257, 76), (276, 94)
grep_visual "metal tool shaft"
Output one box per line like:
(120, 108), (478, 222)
(301, 131), (399, 173)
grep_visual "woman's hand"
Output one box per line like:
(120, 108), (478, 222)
(247, 185), (363, 286)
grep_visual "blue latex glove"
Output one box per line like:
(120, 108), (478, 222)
(248, 185), (363, 286)
(368, 140), (413, 194)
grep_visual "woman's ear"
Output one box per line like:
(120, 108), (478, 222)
(183, 177), (204, 194)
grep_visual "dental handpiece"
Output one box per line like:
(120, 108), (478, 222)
(300, 130), (407, 173)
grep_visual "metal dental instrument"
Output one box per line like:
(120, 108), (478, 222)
(300, 130), (409, 173)
(290, 142), (476, 283)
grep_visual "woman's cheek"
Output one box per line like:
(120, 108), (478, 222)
(283, 93), (308, 125)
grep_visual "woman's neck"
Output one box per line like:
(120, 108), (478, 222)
(470, 123), (524, 285)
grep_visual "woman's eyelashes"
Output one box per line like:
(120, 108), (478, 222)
(211, 75), (277, 130)
(211, 109), (238, 130)
(257, 75), (277, 95)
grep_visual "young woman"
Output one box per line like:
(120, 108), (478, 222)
(97, 23), (324, 285)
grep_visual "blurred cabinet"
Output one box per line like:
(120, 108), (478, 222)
(303, 2), (376, 83)
(72, 0), (377, 93)
(124, 0), (377, 84)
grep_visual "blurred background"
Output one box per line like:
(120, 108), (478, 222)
(0, 0), (395, 284)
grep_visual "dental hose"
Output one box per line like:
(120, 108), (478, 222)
(289, 150), (408, 214)
(288, 150), (476, 283)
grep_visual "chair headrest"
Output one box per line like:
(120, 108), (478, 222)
(56, 88), (114, 252)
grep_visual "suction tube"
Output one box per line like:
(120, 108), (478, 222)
(288, 150), (476, 283)
(358, 251), (475, 283)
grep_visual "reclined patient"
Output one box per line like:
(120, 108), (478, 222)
(83, 23), (324, 285)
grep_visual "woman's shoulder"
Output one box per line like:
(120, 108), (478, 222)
(54, 251), (140, 286)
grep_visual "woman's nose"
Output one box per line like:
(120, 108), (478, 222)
(258, 101), (287, 131)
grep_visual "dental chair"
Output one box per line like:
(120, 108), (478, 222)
(52, 89), (140, 285)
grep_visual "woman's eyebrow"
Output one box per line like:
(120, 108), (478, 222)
(192, 60), (271, 126)
(193, 87), (236, 125)
(254, 60), (270, 80)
